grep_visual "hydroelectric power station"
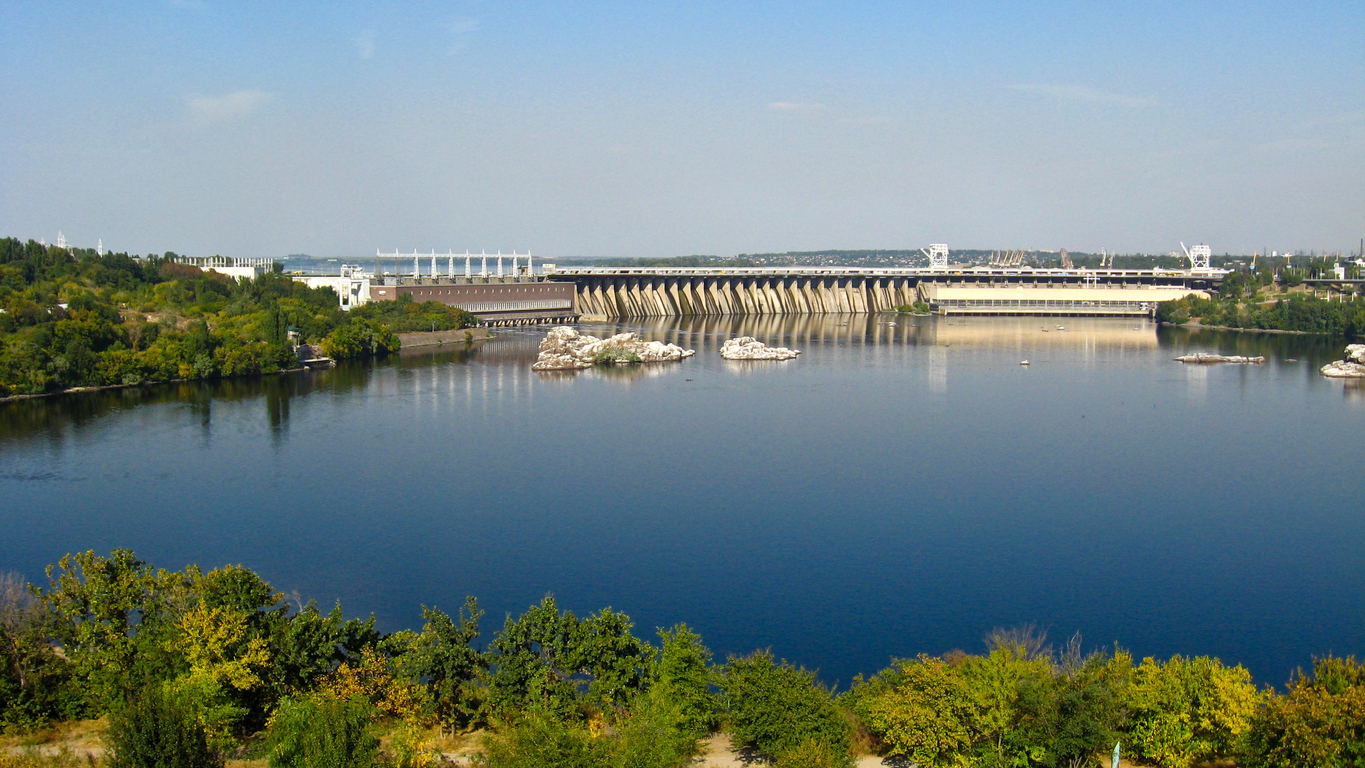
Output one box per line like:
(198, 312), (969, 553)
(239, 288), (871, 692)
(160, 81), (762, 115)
(295, 245), (1227, 322)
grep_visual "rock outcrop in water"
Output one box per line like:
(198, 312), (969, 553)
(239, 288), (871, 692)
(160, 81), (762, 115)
(1320, 344), (1365, 378)
(531, 327), (695, 371)
(719, 337), (801, 361)
(1175, 353), (1265, 364)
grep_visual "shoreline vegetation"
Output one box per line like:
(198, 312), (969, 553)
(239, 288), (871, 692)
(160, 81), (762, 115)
(1, 551), (1359, 768)
(0, 238), (476, 401)
(1155, 268), (1364, 339)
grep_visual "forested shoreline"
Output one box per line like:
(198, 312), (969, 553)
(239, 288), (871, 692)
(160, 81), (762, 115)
(0, 239), (475, 398)
(1156, 267), (1365, 339)
(0, 551), (1358, 768)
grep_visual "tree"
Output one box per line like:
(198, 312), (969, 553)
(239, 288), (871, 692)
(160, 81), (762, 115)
(484, 596), (652, 721)
(398, 597), (488, 729)
(1125, 654), (1262, 768)
(651, 624), (716, 737)
(1240, 656), (1365, 768)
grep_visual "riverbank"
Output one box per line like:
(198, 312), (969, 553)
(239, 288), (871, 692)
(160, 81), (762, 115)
(395, 327), (490, 348)
(0, 365), (324, 405)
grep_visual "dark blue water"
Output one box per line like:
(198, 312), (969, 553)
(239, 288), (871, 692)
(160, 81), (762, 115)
(2, 315), (1362, 688)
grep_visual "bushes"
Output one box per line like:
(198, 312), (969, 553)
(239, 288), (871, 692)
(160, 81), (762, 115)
(1157, 293), (1365, 338)
(266, 695), (379, 768)
(1240, 656), (1365, 768)
(718, 650), (851, 764)
(475, 714), (611, 768)
(106, 686), (223, 768)
(320, 319), (399, 360)
(474, 692), (698, 768)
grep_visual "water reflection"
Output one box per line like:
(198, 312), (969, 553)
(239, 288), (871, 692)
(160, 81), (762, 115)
(1, 316), (1354, 447)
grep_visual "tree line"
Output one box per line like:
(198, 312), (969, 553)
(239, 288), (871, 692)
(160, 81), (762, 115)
(1157, 291), (1365, 339)
(0, 550), (1358, 768)
(0, 238), (475, 397)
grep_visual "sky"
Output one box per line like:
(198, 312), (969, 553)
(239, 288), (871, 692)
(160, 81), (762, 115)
(2, 1), (1362, 259)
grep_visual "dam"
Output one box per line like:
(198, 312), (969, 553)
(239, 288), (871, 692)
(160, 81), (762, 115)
(296, 251), (1226, 321)
(555, 266), (1224, 319)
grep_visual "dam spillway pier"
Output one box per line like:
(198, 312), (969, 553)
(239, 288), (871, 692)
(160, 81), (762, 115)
(555, 266), (1225, 319)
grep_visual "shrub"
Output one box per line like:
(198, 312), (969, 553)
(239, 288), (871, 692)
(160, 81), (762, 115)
(106, 685), (223, 768)
(1240, 656), (1365, 768)
(474, 713), (611, 768)
(718, 650), (850, 761)
(266, 695), (379, 768)
(591, 347), (641, 364)
(774, 737), (854, 768)
(612, 688), (701, 768)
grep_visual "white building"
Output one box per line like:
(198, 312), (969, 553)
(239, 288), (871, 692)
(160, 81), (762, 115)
(175, 255), (276, 280)
(296, 265), (371, 310)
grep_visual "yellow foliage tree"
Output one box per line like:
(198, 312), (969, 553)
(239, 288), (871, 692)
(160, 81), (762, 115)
(164, 603), (272, 747)
(320, 647), (434, 727)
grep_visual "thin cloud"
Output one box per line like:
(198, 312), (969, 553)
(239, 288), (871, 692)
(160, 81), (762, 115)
(446, 17), (479, 54)
(357, 30), (375, 59)
(1252, 138), (1334, 153)
(1009, 83), (1158, 108)
(186, 90), (274, 122)
(768, 102), (827, 116)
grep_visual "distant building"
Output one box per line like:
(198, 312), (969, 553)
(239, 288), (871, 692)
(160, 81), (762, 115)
(175, 255), (276, 280)
(297, 265), (371, 310)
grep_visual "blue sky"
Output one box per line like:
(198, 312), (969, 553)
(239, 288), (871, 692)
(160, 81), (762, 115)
(2, 1), (1362, 258)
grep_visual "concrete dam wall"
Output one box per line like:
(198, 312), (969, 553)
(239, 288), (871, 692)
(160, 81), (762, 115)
(572, 275), (921, 318)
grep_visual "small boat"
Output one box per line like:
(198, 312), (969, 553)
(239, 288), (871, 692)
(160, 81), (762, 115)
(1020, 360), (1030, 366)
(1056, 325), (1066, 330)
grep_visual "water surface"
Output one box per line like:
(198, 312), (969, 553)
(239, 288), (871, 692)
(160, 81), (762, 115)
(2, 315), (1361, 687)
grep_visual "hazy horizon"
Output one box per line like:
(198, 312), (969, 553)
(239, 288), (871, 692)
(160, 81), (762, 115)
(3, 2), (1362, 260)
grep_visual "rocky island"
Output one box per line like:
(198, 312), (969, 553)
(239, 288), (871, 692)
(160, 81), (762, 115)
(719, 337), (802, 361)
(1175, 353), (1266, 364)
(531, 327), (695, 371)
(1320, 344), (1365, 378)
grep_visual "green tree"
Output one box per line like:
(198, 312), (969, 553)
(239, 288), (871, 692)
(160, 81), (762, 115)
(398, 597), (487, 729)
(485, 596), (652, 721)
(651, 624), (716, 737)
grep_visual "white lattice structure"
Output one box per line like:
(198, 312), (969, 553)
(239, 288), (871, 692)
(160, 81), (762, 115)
(376, 249), (534, 278)
(1181, 242), (1212, 272)
(921, 243), (950, 270)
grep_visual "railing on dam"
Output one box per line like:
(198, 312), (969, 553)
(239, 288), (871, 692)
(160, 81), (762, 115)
(553, 266), (1226, 280)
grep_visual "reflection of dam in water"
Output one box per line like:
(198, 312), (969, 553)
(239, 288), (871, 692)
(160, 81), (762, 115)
(580, 314), (1162, 353)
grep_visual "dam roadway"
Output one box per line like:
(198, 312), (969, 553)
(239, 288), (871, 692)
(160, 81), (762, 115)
(550, 266), (1226, 319)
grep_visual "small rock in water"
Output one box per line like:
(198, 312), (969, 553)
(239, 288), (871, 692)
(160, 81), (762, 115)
(1175, 353), (1265, 364)
(531, 326), (695, 371)
(719, 337), (801, 361)
(1320, 343), (1365, 378)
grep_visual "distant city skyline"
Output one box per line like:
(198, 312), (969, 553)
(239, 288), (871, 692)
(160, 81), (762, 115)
(2, 1), (1361, 259)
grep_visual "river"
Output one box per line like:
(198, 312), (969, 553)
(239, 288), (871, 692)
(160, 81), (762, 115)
(1, 315), (1361, 687)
